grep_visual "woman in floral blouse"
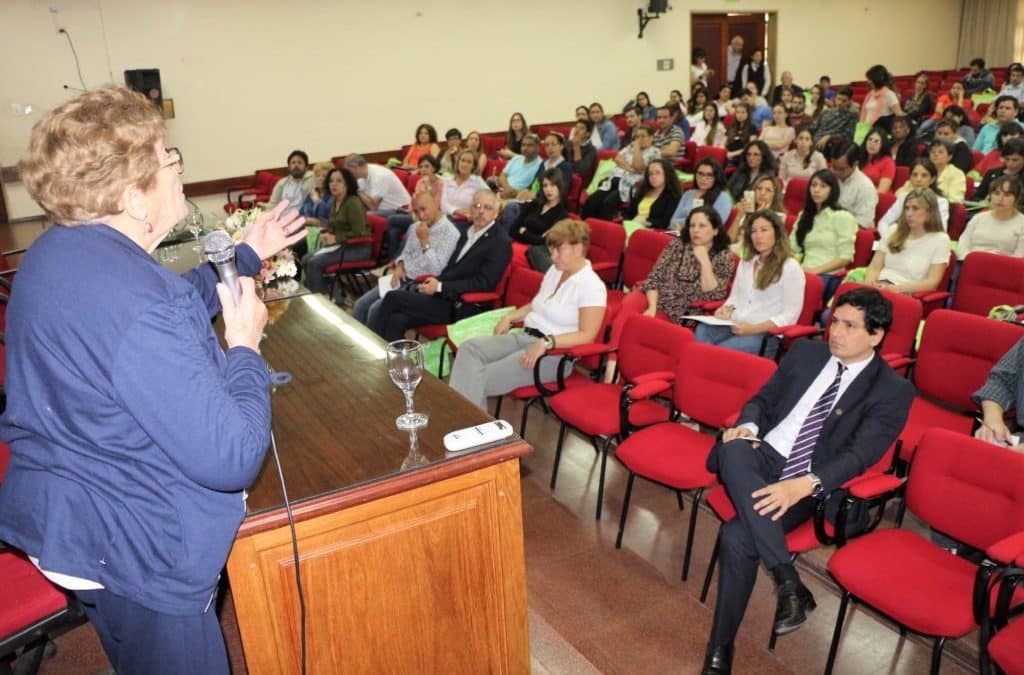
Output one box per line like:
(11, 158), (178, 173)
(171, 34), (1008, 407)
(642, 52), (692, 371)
(603, 205), (736, 381)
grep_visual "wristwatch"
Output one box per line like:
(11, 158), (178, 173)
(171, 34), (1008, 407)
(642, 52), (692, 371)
(543, 335), (556, 351)
(807, 472), (823, 497)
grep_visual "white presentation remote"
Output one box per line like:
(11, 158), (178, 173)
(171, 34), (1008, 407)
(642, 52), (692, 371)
(443, 420), (515, 453)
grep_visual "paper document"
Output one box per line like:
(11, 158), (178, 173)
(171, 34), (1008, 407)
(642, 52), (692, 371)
(378, 274), (395, 298)
(681, 315), (736, 326)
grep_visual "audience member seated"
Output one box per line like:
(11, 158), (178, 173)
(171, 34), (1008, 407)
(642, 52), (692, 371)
(448, 219), (606, 410)
(502, 132), (573, 228)
(442, 150), (489, 220)
(344, 153), (411, 217)
(728, 140), (778, 202)
(878, 158), (950, 242)
(819, 74), (837, 102)
(299, 161), (335, 224)
(779, 126), (827, 183)
(917, 83), (971, 140)
(741, 48), (771, 98)
(654, 106), (686, 160)
(808, 84), (829, 121)
(771, 71), (803, 106)
(962, 57), (995, 95)
(731, 174), (786, 243)
(725, 103), (758, 162)
(927, 138), (967, 202)
(760, 104), (796, 159)
(589, 102), (621, 151)
(400, 124), (441, 170)
(813, 87), (858, 158)
(510, 169), (570, 269)
(620, 106), (643, 146)
(957, 175), (1024, 259)
(668, 88), (688, 113)
(603, 206), (735, 381)
(671, 157), (733, 226)
(860, 127), (896, 192)
(694, 210), (805, 357)
(785, 93), (814, 130)
(691, 48), (713, 90)
(889, 116), (920, 168)
(998, 63), (1024, 103)
(789, 170), (857, 297)
(497, 112), (529, 159)
(688, 87), (711, 127)
(973, 337), (1024, 451)
(568, 119), (598, 178)
(830, 142), (879, 229)
(715, 85), (735, 117)
(933, 119), (974, 172)
(302, 167), (371, 295)
(581, 124), (659, 220)
(634, 91), (657, 121)
(623, 159), (682, 230)
(740, 85), (774, 130)
(691, 103), (727, 148)
(666, 102), (693, 140)
(974, 95), (1024, 153)
(865, 188), (951, 293)
(267, 149), (314, 209)
(860, 65), (903, 130)
(496, 133), (543, 199)
(352, 192), (459, 329)
(385, 154), (445, 257)
(437, 128), (464, 175)
(975, 138), (1024, 201)
(902, 73), (935, 125)
(463, 131), (490, 175)
(372, 190), (512, 341)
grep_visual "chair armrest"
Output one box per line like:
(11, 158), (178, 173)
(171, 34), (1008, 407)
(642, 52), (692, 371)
(844, 473), (904, 499)
(632, 370), (676, 385)
(461, 291), (501, 304)
(591, 261), (619, 273)
(625, 378), (673, 401)
(341, 236), (373, 247)
(562, 343), (615, 359)
(987, 531), (1024, 565)
(911, 290), (950, 304)
(768, 324), (822, 339)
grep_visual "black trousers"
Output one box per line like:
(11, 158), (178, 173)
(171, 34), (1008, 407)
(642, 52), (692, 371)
(708, 438), (817, 649)
(373, 289), (455, 341)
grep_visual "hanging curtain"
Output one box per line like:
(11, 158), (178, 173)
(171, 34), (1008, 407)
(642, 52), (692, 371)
(957, 0), (1015, 66)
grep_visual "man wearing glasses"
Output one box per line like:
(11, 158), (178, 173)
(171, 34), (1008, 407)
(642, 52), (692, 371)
(372, 190), (512, 341)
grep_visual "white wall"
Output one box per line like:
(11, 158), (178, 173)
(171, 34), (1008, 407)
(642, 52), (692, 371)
(1, 0), (964, 220)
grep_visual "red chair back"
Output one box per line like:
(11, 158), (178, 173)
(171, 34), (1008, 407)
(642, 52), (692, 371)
(566, 174), (584, 214)
(619, 229), (673, 289)
(694, 145), (727, 169)
(673, 343), (777, 428)
(965, 175), (976, 201)
(970, 150), (985, 170)
(908, 428), (1024, 552)
(976, 149), (1002, 175)
(947, 203), (968, 240)
(617, 315), (692, 383)
(783, 213), (797, 234)
(254, 171), (279, 196)
(406, 172), (422, 195)
(390, 167), (411, 190)
(830, 282), (922, 363)
(892, 165), (910, 191)
(584, 218), (627, 285)
(481, 134), (505, 158)
(596, 149), (619, 160)
(874, 191), (897, 226)
(853, 228), (877, 267)
(504, 266), (543, 309)
(914, 309), (1024, 409)
(365, 215), (389, 261)
(483, 158), (506, 180)
(784, 177), (809, 215)
(797, 272), (825, 326)
(952, 252), (1024, 316)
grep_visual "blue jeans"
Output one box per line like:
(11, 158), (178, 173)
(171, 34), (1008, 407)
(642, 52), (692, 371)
(353, 287), (383, 326)
(501, 201), (522, 231)
(694, 322), (778, 358)
(385, 213), (413, 260)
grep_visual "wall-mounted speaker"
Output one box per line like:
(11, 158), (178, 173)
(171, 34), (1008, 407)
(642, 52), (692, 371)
(124, 68), (163, 110)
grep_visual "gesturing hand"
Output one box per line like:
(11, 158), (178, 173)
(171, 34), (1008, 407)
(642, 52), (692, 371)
(243, 201), (307, 260)
(752, 477), (814, 521)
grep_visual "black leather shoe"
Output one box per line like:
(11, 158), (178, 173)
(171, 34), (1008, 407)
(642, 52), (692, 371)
(701, 644), (733, 675)
(773, 579), (816, 635)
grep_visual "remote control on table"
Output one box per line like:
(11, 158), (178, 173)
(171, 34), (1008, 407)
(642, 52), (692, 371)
(443, 420), (514, 453)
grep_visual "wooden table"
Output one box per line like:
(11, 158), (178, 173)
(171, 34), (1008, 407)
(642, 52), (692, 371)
(224, 294), (531, 674)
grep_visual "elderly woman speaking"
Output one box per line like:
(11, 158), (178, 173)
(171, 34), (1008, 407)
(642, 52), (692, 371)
(0, 86), (304, 673)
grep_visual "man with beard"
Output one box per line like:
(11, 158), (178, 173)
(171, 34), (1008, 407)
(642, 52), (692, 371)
(267, 149), (314, 209)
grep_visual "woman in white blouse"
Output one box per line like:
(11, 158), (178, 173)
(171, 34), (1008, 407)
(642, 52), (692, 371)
(876, 158), (949, 244)
(449, 219), (607, 410)
(694, 211), (805, 357)
(957, 174), (1024, 259)
(691, 103), (727, 148)
(441, 150), (489, 220)
(866, 188), (951, 293)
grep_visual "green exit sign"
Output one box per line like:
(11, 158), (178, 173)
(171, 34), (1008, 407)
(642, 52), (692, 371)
(657, 58), (674, 71)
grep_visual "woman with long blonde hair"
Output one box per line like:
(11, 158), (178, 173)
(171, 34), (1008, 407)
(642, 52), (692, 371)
(865, 188), (951, 294)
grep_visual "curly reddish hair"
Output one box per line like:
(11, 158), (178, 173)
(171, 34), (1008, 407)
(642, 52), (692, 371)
(18, 85), (165, 224)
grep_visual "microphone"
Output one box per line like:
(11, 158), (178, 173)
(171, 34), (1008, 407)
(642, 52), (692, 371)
(204, 230), (242, 307)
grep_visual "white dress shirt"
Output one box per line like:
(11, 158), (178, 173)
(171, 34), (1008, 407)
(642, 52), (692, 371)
(837, 169), (879, 229)
(743, 353), (875, 459)
(726, 257), (805, 328)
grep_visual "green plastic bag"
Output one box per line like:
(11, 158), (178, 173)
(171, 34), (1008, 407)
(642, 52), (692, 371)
(305, 225), (322, 254)
(843, 266), (868, 284)
(446, 306), (519, 348)
(972, 91), (998, 106)
(622, 219), (648, 243)
(854, 122), (872, 145)
(586, 159), (619, 195)
(421, 338), (449, 378)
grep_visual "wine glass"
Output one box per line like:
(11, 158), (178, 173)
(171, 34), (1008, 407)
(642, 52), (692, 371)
(386, 339), (428, 430)
(187, 209), (204, 251)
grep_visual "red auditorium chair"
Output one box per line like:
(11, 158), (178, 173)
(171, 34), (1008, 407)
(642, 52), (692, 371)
(604, 228), (673, 315)
(566, 174), (585, 215)
(757, 272), (824, 361)
(892, 165), (910, 191)
(584, 218), (626, 286)
(946, 202), (968, 241)
(983, 554), (1024, 675)
(694, 146), (727, 170)
(547, 315), (691, 519)
(975, 149), (1002, 176)
(224, 170), (279, 214)
(481, 134), (505, 159)
(893, 309), (1024, 472)
(824, 429), (1024, 675)
(677, 141), (698, 172)
(783, 177), (808, 215)
(323, 214), (388, 299)
(615, 342), (777, 581)
(909, 250), (957, 317)
(951, 251), (1024, 316)
(874, 191), (896, 225)
(483, 158), (506, 180)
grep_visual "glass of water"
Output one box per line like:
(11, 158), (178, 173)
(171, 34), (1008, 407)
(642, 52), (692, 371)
(386, 339), (428, 430)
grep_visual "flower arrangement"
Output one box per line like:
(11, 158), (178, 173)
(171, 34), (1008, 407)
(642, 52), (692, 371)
(215, 207), (299, 292)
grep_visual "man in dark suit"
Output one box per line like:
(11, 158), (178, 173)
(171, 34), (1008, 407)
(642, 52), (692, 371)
(701, 289), (914, 675)
(373, 189), (511, 342)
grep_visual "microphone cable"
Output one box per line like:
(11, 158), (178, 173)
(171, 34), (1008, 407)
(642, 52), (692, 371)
(267, 371), (307, 675)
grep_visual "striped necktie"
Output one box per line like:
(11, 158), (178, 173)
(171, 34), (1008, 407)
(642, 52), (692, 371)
(780, 362), (847, 480)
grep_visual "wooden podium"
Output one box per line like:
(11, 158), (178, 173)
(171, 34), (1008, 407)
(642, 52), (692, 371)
(225, 296), (531, 674)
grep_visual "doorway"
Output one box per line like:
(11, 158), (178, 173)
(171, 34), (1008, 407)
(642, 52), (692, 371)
(690, 13), (775, 98)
